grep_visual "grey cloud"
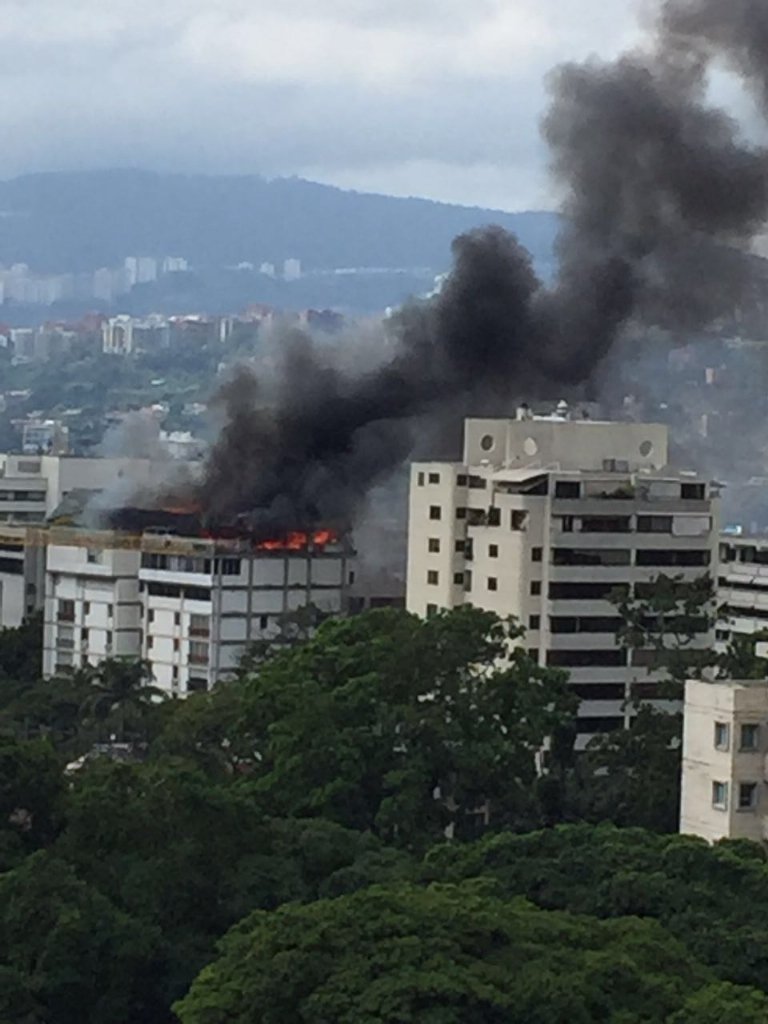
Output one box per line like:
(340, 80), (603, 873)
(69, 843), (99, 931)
(0, 0), (639, 208)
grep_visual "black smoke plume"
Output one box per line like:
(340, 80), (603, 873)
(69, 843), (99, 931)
(192, 0), (768, 536)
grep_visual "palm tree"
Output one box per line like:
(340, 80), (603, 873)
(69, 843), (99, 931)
(79, 659), (166, 743)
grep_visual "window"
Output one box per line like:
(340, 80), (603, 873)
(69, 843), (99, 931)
(529, 615), (540, 630)
(147, 609), (155, 623)
(428, 472), (440, 484)
(190, 614), (209, 637)
(712, 781), (728, 809)
(455, 540), (466, 553)
(174, 612), (181, 626)
(105, 630), (113, 652)
(532, 547), (543, 562)
(456, 474), (468, 486)
(739, 782), (758, 811)
(635, 549), (710, 567)
(173, 638), (180, 652)
(428, 538), (441, 553)
(571, 683), (626, 700)
(86, 548), (101, 564)
(219, 558), (241, 576)
(80, 628), (88, 643)
(547, 649), (626, 668)
(549, 581), (629, 600)
(188, 677), (208, 693)
(349, 571), (356, 584)
(57, 599), (75, 622)
(429, 505), (442, 521)
(426, 603), (438, 617)
(107, 604), (113, 617)
(681, 482), (706, 500)
(531, 581), (541, 596)
(417, 472), (425, 486)
(427, 570), (439, 585)
(550, 616), (623, 634)
(172, 666), (179, 682)
(511, 510), (528, 531)
(561, 515), (574, 532)
(456, 507), (467, 520)
(740, 724), (760, 751)
(580, 516), (632, 533)
(189, 641), (209, 665)
(468, 475), (487, 489)
(487, 507), (501, 527)
(555, 480), (581, 499)
(716, 720), (733, 753)
(577, 717), (624, 734)
(259, 615), (269, 630)
(488, 577), (498, 591)
(637, 516), (673, 534)
(147, 636), (154, 649)
(83, 601), (91, 614)
(553, 548), (631, 567)
(453, 572), (464, 585)
(489, 544), (498, 558)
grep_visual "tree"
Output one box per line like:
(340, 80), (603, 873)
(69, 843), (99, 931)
(0, 737), (64, 867)
(78, 658), (165, 742)
(228, 607), (575, 847)
(55, 758), (414, 1008)
(0, 612), (43, 690)
(611, 571), (716, 698)
(175, 881), (758, 1024)
(0, 852), (163, 1024)
(421, 823), (768, 995)
(668, 982), (768, 1024)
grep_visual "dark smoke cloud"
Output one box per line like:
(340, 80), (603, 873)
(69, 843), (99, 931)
(191, 0), (768, 536)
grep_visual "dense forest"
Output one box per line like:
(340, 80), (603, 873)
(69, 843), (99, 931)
(1, 605), (767, 1023)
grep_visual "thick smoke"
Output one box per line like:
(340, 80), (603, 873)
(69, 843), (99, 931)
(192, 0), (768, 536)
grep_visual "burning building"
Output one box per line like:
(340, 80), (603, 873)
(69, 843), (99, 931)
(41, 517), (355, 695)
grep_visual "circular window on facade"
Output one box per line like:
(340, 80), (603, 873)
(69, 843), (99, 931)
(639, 440), (653, 457)
(480, 434), (495, 452)
(524, 437), (538, 456)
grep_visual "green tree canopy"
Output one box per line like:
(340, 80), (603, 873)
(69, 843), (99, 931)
(162, 607), (575, 847)
(175, 881), (763, 1024)
(0, 852), (162, 1024)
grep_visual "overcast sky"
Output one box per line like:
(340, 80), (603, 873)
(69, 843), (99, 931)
(0, 0), (646, 210)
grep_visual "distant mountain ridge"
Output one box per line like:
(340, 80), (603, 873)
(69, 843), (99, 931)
(0, 169), (559, 276)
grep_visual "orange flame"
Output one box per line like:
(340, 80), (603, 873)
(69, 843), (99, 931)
(255, 529), (338, 551)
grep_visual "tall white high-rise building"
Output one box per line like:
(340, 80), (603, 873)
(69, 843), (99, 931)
(406, 410), (718, 743)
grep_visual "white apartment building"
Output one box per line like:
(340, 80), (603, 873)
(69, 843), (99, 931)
(717, 534), (768, 654)
(0, 453), (179, 526)
(102, 315), (134, 354)
(43, 527), (354, 696)
(0, 525), (45, 628)
(680, 677), (768, 843)
(407, 412), (718, 740)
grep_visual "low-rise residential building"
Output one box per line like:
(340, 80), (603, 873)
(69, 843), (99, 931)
(680, 677), (768, 843)
(406, 410), (719, 743)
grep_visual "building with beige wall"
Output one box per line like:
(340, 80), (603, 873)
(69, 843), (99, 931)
(680, 677), (768, 843)
(406, 411), (718, 742)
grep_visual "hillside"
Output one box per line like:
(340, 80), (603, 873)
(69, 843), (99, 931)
(0, 169), (558, 276)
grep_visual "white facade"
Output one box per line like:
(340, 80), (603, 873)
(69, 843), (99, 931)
(406, 415), (718, 742)
(43, 528), (354, 696)
(680, 678), (768, 843)
(0, 453), (181, 525)
(0, 526), (45, 628)
(102, 315), (134, 354)
(717, 535), (768, 654)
